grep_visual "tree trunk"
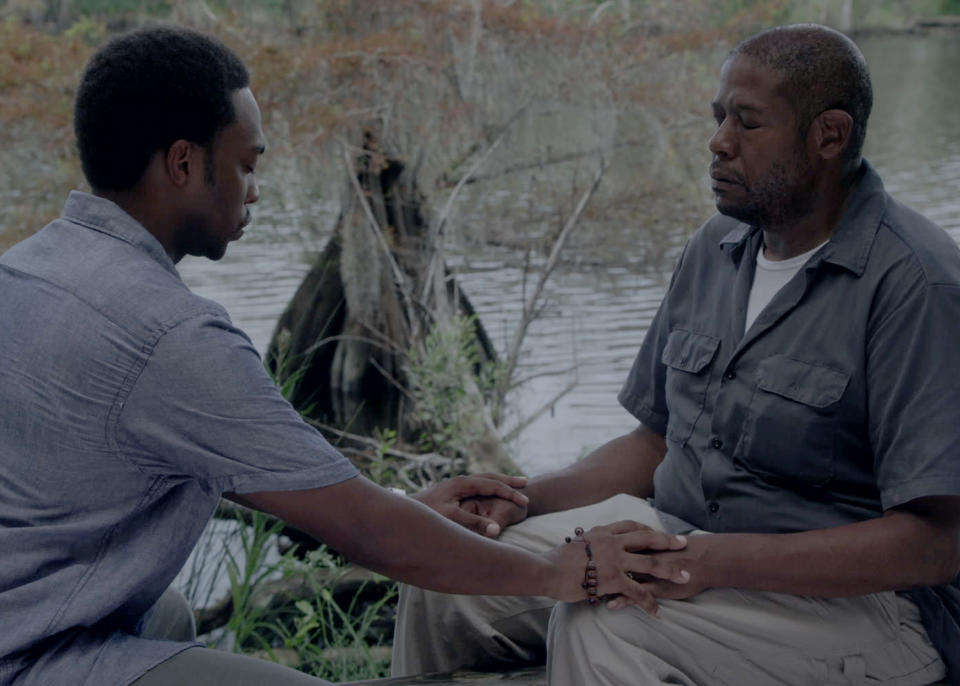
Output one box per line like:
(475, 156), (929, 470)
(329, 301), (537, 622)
(267, 134), (519, 475)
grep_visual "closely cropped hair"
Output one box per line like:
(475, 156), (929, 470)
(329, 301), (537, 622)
(74, 26), (249, 192)
(732, 24), (873, 167)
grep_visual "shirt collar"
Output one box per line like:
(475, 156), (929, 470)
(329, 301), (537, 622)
(719, 222), (757, 267)
(717, 159), (887, 277)
(817, 160), (887, 277)
(61, 191), (180, 278)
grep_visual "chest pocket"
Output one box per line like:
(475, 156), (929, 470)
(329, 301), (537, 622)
(737, 355), (850, 487)
(661, 329), (720, 445)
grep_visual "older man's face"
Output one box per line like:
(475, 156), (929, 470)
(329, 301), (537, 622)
(708, 55), (816, 228)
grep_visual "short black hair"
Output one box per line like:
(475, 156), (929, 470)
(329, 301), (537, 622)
(732, 24), (873, 166)
(74, 26), (249, 192)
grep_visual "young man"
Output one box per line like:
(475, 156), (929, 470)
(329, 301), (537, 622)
(396, 24), (960, 685)
(0, 27), (690, 686)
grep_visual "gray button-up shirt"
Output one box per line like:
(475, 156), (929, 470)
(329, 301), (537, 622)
(0, 192), (358, 685)
(620, 162), (960, 534)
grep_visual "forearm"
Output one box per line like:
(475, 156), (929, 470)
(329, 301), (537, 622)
(232, 477), (560, 598)
(687, 504), (960, 597)
(331, 487), (557, 596)
(524, 424), (665, 517)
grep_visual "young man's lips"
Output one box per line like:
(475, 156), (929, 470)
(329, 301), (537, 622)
(234, 213), (252, 237)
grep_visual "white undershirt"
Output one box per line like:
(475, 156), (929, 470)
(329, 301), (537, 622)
(744, 240), (828, 333)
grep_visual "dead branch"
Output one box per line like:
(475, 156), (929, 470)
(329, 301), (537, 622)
(502, 378), (577, 444)
(493, 158), (608, 419)
(419, 107), (523, 308)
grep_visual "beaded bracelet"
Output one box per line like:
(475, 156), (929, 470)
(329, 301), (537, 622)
(565, 526), (599, 606)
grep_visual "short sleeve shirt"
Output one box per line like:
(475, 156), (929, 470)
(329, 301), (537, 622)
(0, 192), (358, 685)
(619, 162), (960, 534)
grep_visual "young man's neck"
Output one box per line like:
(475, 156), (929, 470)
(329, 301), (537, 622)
(94, 187), (183, 263)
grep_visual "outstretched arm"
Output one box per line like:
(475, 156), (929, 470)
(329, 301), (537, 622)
(523, 424), (666, 517)
(228, 474), (689, 611)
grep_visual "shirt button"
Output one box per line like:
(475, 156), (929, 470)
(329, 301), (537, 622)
(712, 438), (723, 450)
(724, 370), (736, 380)
(708, 501), (720, 514)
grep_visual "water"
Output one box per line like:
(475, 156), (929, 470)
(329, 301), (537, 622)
(178, 32), (960, 477)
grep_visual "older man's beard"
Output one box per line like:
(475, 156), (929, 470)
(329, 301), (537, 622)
(719, 151), (816, 230)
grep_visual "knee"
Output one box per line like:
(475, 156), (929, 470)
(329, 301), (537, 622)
(548, 600), (659, 655)
(547, 601), (597, 654)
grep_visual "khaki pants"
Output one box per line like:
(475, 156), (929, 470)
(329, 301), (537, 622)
(393, 494), (946, 685)
(133, 587), (332, 685)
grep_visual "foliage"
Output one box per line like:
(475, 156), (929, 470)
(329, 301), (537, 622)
(208, 513), (397, 680)
(221, 510), (287, 652)
(271, 554), (397, 681)
(406, 316), (502, 456)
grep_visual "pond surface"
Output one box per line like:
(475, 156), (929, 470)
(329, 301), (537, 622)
(178, 32), (960, 476)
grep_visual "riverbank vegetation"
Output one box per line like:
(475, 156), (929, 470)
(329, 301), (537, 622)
(3, 0), (960, 680)
(4, 0), (958, 254)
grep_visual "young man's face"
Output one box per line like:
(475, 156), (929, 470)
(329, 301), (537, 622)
(707, 55), (816, 229)
(183, 87), (266, 261)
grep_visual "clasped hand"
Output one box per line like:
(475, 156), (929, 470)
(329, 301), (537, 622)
(412, 472), (528, 538)
(412, 475), (704, 612)
(547, 521), (695, 615)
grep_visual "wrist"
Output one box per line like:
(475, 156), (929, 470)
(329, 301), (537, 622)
(521, 479), (549, 518)
(687, 533), (722, 590)
(539, 549), (568, 601)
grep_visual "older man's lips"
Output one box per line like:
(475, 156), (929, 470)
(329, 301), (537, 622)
(710, 169), (743, 192)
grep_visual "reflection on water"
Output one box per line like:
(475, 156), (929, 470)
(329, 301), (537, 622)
(179, 33), (960, 476)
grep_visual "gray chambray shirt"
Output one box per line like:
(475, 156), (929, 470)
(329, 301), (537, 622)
(620, 162), (960, 534)
(0, 192), (358, 686)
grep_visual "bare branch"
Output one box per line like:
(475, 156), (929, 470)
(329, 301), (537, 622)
(304, 419), (456, 466)
(502, 378), (578, 444)
(494, 158), (609, 415)
(420, 105), (529, 309)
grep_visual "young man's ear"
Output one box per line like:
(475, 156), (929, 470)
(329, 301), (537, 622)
(165, 139), (197, 186)
(811, 109), (854, 161)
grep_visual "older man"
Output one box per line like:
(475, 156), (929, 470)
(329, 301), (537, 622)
(396, 24), (960, 685)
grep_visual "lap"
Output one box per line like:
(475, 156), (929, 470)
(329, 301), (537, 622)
(391, 493), (660, 675)
(500, 493), (665, 550)
(135, 587), (330, 685)
(548, 587), (946, 686)
(132, 647), (332, 685)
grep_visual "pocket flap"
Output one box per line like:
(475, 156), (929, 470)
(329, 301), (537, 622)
(661, 330), (720, 374)
(757, 355), (849, 408)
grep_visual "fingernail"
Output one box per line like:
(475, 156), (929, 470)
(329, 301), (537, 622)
(679, 569), (690, 583)
(486, 522), (500, 536)
(675, 535), (687, 545)
(606, 599), (618, 610)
